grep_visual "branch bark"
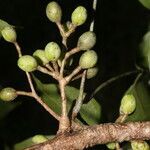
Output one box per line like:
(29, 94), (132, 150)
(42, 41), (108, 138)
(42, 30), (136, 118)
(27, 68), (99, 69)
(25, 121), (150, 150)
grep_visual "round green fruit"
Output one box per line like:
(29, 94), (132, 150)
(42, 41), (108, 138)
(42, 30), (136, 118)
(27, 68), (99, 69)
(120, 94), (136, 115)
(45, 42), (61, 61)
(46, 1), (62, 23)
(131, 141), (149, 150)
(106, 142), (116, 150)
(1, 26), (17, 43)
(18, 55), (38, 72)
(79, 50), (98, 69)
(78, 31), (96, 50)
(71, 6), (87, 26)
(87, 67), (98, 79)
(0, 87), (17, 101)
(33, 50), (49, 65)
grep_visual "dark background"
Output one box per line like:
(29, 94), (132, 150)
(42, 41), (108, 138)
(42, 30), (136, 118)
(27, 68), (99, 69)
(0, 0), (150, 149)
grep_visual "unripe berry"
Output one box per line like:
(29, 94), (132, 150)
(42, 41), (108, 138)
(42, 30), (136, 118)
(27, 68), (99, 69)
(46, 1), (62, 23)
(33, 50), (49, 65)
(78, 31), (96, 50)
(18, 55), (38, 72)
(45, 42), (61, 61)
(71, 6), (87, 26)
(87, 67), (98, 79)
(0, 87), (17, 101)
(1, 26), (17, 43)
(131, 141), (149, 150)
(106, 142), (116, 150)
(32, 135), (48, 144)
(79, 50), (98, 69)
(120, 94), (136, 115)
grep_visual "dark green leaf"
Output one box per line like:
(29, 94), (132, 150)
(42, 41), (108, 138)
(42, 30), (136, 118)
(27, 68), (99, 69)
(139, 0), (150, 9)
(0, 101), (19, 120)
(125, 80), (150, 121)
(33, 76), (101, 125)
(14, 135), (54, 150)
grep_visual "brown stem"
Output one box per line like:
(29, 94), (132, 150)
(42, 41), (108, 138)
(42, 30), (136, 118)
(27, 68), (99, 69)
(52, 61), (59, 73)
(25, 121), (150, 150)
(60, 47), (80, 76)
(13, 42), (22, 57)
(45, 63), (54, 72)
(16, 91), (33, 97)
(37, 66), (58, 80)
(65, 66), (82, 83)
(72, 70), (87, 120)
(58, 79), (70, 132)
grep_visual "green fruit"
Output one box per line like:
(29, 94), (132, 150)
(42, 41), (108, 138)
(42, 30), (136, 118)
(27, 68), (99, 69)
(0, 87), (17, 101)
(78, 31), (96, 50)
(87, 67), (98, 79)
(46, 1), (62, 23)
(1, 26), (17, 43)
(45, 42), (61, 61)
(71, 6), (87, 26)
(138, 0), (150, 9)
(131, 141), (149, 150)
(18, 55), (38, 72)
(33, 49), (49, 65)
(79, 50), (98, 69)
(120, 94), (136, 115)
(106, 142), (116, 150)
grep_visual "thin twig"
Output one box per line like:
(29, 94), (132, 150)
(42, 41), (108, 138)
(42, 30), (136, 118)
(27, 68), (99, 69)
(72, 73), (83, 81)
(89, 70), (141, 100)
(72, 70), (87, 120)
(60, 47), (80, 76)
(34, 94), (60, 121)
(65, 66), (82, 83)
(16, 91), (33, 97)
(45, 63), (54, 72)
(13, 42), (22, 57)
(13, 42), (60, 120)
(37, 66), (58, 80)
(52, 61), (59, 73)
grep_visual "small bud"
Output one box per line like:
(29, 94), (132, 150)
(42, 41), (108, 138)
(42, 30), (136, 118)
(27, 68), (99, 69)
(45, 42), (61, 61)
(131, 141), (149, 150)
(71, 6), (87, 26)
(18, 55), (38, 72)
(33, 50), (49, 65)
(1, 26), (17, 43)
(78, 31), (96, 50)
(106, 142), (116, 150)
(32, 135), (48, 144)
(46, 1), (62, 23)
(120, 94), (136, 115)
(0, 87), (17, 101)
(79, 50), (98, 69)
(87, 67), (98, 79)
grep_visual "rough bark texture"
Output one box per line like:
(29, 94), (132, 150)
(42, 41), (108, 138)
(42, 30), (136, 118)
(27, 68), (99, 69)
(25, 122), (150, 150)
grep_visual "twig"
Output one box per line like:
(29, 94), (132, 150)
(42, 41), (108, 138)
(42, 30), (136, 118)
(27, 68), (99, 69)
(65, 66), (82, 83)
(25, 121), (150, 150)
(37, 66), (58, 80)
(71, 73), (83, 81)
(16, 91), (33, 97)
(13, 42), (22, 57)
(90, 0), (97, 32)
(72, 70), (87, 120)
(60, 47), (80, 76)
(45, 63), (54, 72)
(56, 22), (76, 47)
(52, 61), (59, 73)
(13, 42), (60, 120)
(89, 70), (141, 100)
